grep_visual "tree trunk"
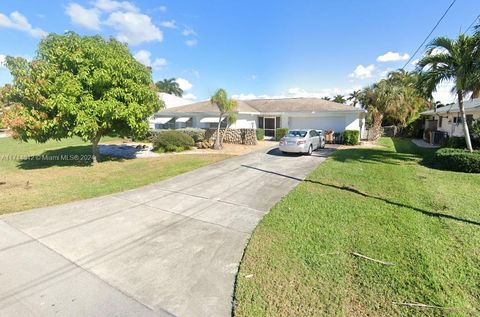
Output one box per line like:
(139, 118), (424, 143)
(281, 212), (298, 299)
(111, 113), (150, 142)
(213, 113), (223, 150)
(91, 132), (102, 164)
(370, 111), (384, 140)
(220, 122), (231, 146)
(457, 91), (473, 152)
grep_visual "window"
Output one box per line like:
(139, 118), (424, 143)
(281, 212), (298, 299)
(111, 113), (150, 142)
(258, 116), (264, 129)
(438, 116), (443, 128)
(287, 130), (307, 137)
(453, 116), (463, 124)
(309, 130), (318, 137)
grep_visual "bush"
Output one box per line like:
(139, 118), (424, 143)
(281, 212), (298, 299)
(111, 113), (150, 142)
(343, 130), (360, 145)
(440, 136), (467, 149)
(276, 128), (289, 140)
(256, 128), (264, 141)
(435, 148), (480, 173)
(176, 128), (205, 142)
(152, 131), (194, 152)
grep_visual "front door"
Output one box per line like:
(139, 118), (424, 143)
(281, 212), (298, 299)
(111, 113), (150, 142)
(264, 117), (275, 138)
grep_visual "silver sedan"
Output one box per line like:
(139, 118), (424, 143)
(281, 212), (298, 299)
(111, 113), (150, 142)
(279, 129), (324, 155)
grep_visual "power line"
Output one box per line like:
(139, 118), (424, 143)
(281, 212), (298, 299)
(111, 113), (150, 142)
(402, 0), (457, 69)
(465, 14), (479, 33)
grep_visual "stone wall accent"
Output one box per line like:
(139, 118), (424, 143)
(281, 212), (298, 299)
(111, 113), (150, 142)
(205, 128), (257, 145)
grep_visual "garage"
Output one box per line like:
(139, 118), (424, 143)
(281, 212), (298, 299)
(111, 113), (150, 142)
(288, 116), (349, 132)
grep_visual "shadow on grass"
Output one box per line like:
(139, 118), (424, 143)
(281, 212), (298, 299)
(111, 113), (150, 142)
(242, 164), (480, 227)
(17, 145), (124, 169)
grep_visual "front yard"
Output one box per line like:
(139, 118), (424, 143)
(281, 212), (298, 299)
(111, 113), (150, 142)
(234, 138), (480, 316)
(0, 137), (230, 214)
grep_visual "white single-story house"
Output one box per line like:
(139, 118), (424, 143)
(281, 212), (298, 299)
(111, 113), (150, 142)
(420, 98), (480, 138)
(152, 97), (367, 139)
(149, 93), (194, 129)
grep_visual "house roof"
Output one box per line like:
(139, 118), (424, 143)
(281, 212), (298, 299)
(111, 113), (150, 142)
(421, 98), (480, 115)
(157, 97), (364, 114)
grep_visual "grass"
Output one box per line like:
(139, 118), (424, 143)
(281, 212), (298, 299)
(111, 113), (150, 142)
(0, 137), (230, 214)
(234, 138), (480, 317)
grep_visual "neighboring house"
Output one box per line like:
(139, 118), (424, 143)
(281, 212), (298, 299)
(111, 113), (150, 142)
(149, 93), (194, 129)
(420, 98), (480, 139)
(153, 97), (367, 139)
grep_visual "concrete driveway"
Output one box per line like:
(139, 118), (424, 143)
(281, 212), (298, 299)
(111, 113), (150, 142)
(0, 146), (336, 317)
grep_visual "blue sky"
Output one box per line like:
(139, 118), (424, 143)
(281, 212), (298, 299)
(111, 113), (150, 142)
(1, 0), (479, 103)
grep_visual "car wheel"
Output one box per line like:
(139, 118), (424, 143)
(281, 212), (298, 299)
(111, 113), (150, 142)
(321, 142), (325, 149)
(306, 145), (313, 155)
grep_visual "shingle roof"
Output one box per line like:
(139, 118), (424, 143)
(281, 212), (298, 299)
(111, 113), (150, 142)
(421, 98), (480, 115)
(158, 97), (363, 114)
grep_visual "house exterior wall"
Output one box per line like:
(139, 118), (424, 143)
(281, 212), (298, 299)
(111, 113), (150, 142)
(430, 111), (480, 137)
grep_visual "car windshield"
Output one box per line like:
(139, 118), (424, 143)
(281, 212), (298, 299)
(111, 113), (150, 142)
(287, 130), (307, 138)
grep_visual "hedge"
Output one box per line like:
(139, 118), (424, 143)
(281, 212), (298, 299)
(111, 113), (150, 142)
(176, 128), (205, 142)
(256, 128), (265, 141)
(276, 128), (289, 140)
(435, 148), (480, 173)
(343, 130), (360, 145)
(152, 131), (194, 152)
(439, 136), (467, 149)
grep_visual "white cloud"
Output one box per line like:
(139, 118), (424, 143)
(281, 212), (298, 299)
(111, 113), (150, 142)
(158, 6), (167, 12)
(160, 20), (177, 29)
(232, 87), (359, 101)
(376, 51), (410, 62)
(93, 0), (138, 12)
(175, 78), (193, 91)
(249, 74), (257, 80)
(182, 26), (196, 36)
(133, 50), (167, 70)
(432, 81), (456, 104)
(0, 54), (6, 69)
(349, 64), (375, 79)
(65, 3), (101, 30)
(0, 11), (47, 38)
(185, 39), (198, 47)
(105, 11), (162, 45)
(183, 93), (197, 101)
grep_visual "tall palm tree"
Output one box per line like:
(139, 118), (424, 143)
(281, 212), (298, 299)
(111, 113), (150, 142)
(417, 34), (480, 152)
(155, 78), (183, 97)
(210, 88), (237, 149)
(347, 90), (361, 107)
(333, 94), (346, 104)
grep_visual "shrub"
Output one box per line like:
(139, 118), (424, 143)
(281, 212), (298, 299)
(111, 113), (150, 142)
(176, 128), (205, 142)
(440, 136), (467, 149)
(343, 130), (360, 145)
(152, 131), (194, 152)
(256, 128), (264, 141)
(435, 148), (480, 173)
(276, 128), (289, 140)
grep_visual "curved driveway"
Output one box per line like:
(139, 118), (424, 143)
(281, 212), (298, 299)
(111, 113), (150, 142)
(0, 146), (335, 317)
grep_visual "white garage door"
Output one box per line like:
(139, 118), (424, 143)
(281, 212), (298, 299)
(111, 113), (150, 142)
(289, 116), (346, 132)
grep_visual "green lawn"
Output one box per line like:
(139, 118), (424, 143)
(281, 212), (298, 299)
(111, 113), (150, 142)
(0, 137), (229, 214)
(234, 138), (480, 317)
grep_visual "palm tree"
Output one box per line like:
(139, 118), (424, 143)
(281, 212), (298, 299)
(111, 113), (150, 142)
(347, 90), (361, 107)
(333, 94), (346, 104)
(155, 78), (183, 97)
(210, 89), (237, 149)
(417, 34), (480, 152)
(321, 96), (331, 101)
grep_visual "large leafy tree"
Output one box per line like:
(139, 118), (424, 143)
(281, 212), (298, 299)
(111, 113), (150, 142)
(4, 32), (162, 163)
(210, 88), (237, 150)
(417, 34), (480, 152)
(155, 78), (183, 97)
